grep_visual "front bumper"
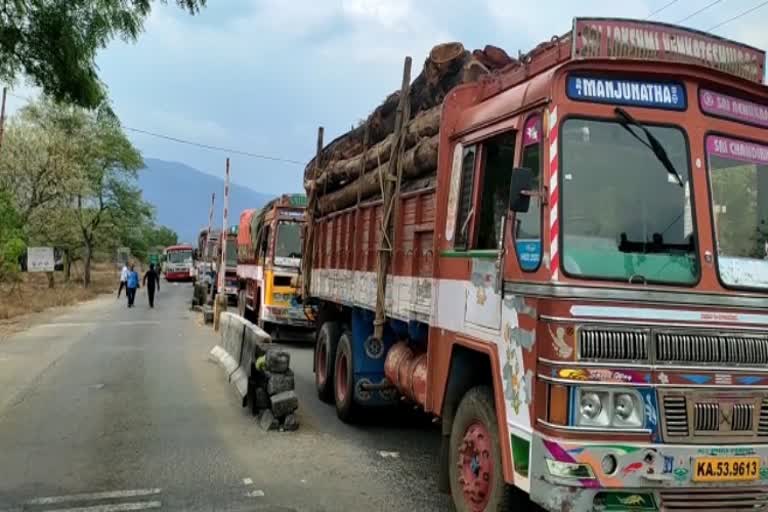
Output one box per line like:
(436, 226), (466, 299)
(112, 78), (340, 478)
(261, 305), (313, 329)
(530, 434), (768, 511)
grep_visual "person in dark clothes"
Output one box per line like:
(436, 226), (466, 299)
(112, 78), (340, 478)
(143, 263), (161, 308)
(126, 264), (139, 308)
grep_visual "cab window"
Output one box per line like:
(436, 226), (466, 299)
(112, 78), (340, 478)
(515, 115), (543, 271)
(476, 133), (516, 250)
(454, 146), (477, 249)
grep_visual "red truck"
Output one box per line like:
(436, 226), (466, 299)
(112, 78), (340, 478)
(302, 18), (768, 512)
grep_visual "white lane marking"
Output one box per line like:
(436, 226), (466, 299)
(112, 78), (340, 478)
(242, 478), (253, 485)
(378, 451), (400, 459)
(40, 501), (162, 512)
(245, 490), (265, 498)
(25, 489), (162, 505)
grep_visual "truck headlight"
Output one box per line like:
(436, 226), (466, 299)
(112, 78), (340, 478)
(612, 392), (643, 428)
(574, 388), (644, 429)
(273, 293), (291, 304)
(576, 390), (610, 427)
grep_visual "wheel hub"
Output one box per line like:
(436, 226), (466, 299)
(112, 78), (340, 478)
(458, 421), (493, 512)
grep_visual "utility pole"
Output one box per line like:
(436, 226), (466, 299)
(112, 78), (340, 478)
(214, 158), (230, 331)
(206, 192), (216, 261)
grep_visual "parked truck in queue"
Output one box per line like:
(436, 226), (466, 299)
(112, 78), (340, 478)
(236, 194), (311, 336)
(221, 228), (239, 304)
(300, 17), (768, 512)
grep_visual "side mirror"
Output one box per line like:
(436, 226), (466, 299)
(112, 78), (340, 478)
(509, 167), (534, 213)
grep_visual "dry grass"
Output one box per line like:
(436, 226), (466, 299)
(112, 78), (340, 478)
(0, 262), (118, 321)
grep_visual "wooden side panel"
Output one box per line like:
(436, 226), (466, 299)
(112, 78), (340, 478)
(311, 189), (436, 280)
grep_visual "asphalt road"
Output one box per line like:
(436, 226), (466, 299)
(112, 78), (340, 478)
(0, 283), (451, 512)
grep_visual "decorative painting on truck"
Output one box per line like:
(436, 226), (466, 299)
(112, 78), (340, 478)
(573, 17), (766, 83)
(700, 88), (768, 128)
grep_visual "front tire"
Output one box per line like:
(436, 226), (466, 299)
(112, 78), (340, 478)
(449, 386), (517, 512)
(315, 321), (340, 403)
(334, 331), (358, 423)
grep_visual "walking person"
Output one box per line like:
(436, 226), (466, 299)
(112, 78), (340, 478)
(125, 264), (139, 308)
(117, 263), (128, 298)
(143, 263), (161, 308)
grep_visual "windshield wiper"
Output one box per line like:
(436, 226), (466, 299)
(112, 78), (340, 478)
(614, 107), (685, 188)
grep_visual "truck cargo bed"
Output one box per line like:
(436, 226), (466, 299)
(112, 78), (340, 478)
(309, 186), (435, 322)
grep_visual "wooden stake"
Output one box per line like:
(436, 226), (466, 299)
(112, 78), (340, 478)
(374, 56), (412, 340)
(301, 126), (324, 300)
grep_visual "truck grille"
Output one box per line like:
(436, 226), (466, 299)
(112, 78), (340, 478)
(690, 402), (753, 432)
(578, 328), (648, 361)
(758, 399), (768, 437)
(660, 489), (768, 511)
(693, 402), (719, 431)
(655, 333), (768, 365)
(574, 328), (768, 366)
(661, 391), (765, 442)
(663, 395), (689, 436)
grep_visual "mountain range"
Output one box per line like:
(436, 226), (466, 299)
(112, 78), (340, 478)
(137, 158), (274, 245)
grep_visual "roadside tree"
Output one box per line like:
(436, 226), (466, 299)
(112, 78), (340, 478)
(0, 1), (207, 108)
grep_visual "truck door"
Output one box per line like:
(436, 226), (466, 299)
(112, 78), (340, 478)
(449, 130), (517, 331)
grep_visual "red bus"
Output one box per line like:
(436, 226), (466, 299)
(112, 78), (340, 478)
(163, 244), (195, 282)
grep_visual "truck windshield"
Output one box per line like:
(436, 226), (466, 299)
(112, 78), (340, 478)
(226, 239), (237, 267)
(276, 222), (302, 260)
(561, 118), (697, 284)
(706, 135), (768, 290)
(167, 250), (192, 264)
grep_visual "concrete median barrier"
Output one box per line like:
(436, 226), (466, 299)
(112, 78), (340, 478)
(210, 312), (300, 430)
(210, 312), (271, 400)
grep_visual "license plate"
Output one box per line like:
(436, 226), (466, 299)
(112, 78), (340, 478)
(693, 456), (760, 482)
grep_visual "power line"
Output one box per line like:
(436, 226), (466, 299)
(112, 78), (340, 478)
(676, 0), (723, 23)
(646, 0), (681, 19)
(123, 127), (304, 165)
(707, 0), (768, 30)
(5, 90), (305, 166)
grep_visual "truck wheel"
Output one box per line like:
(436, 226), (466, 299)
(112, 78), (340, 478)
(315, 321), (340, 403)
(334, 331), (358, 423)
(449, 386), (516, 512)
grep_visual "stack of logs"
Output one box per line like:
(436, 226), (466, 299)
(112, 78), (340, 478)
(304, 42), (517, 215)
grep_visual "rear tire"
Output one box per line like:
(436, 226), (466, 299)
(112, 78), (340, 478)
(334, 331), (358, 423)
(449, 386), (518, 512)
(315, 321), (340, 403)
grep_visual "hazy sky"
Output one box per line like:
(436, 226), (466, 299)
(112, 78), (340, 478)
(7, 0), (768, 194)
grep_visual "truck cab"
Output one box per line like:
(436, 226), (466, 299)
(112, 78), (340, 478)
(237, 194), (311, 337)
(432, 19), (768, 512)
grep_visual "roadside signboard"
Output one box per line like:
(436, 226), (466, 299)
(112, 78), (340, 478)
(27, 247), (55, 272)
